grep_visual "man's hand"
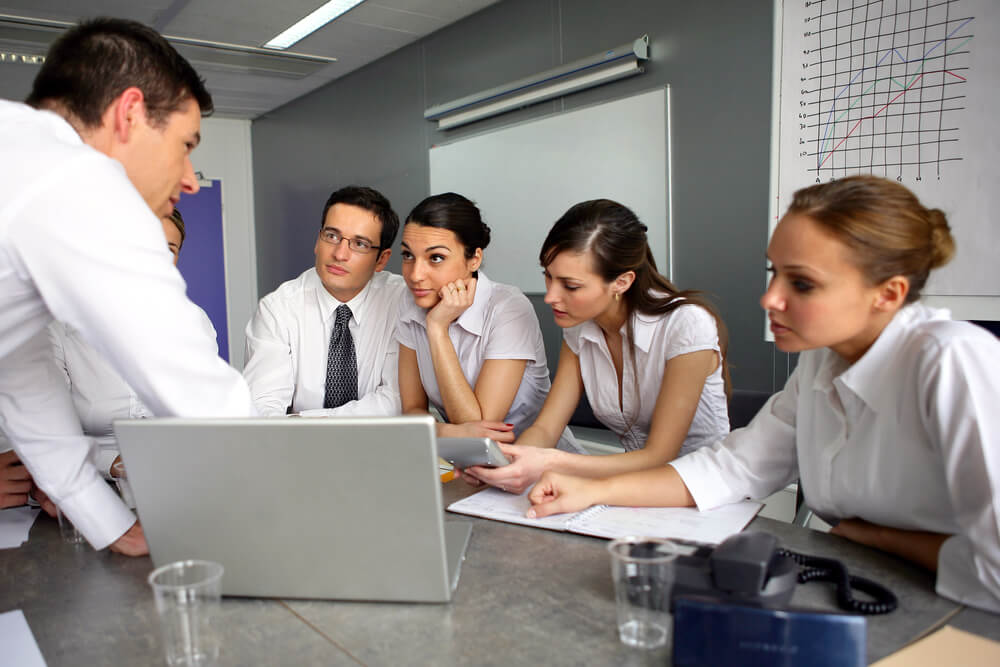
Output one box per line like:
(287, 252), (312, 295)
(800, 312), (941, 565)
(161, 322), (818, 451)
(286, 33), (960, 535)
(526, 471), (603, 519)
(0, 450), (32, 509)
(109, 521), (149, 557)
(29, 483), (58, 517)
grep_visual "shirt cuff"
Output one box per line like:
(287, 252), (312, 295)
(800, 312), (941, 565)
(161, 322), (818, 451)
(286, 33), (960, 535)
(935, 535), (1000, 613)
(669, 447), (743, 511)
(59, 476), (135, 550)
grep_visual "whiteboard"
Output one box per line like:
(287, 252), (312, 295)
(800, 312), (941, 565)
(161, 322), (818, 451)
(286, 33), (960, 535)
(429, 88), (670, 293)
(773, 0), (1000, 302)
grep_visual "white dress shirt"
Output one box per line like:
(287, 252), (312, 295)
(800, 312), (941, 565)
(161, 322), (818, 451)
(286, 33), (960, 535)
(670, 303), (1000, 612)
(564, 302), (729, 456)
(48, 311), (218, 478)
(397, 272), (582, 452)
(243, 268), (407, 416)
(0, 101), (254, 549)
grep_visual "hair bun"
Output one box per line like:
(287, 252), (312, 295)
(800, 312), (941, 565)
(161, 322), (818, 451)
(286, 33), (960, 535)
(927, 208), (955, 270)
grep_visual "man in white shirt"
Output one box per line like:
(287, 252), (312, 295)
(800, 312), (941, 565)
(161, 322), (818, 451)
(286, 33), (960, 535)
(48, 208), (220, 481)
(0, 19), (254, 555)
(243, 186), (407, 416)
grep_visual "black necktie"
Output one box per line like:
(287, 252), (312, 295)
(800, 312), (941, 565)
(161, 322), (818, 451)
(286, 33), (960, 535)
(323, 304), (358, 409)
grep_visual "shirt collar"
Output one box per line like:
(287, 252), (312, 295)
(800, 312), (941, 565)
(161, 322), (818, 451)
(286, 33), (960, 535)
(311, 268), (376, 326)
(454, 271), (493, 337)
(576, 303), (667, 353)
(828, 302), (945, 411)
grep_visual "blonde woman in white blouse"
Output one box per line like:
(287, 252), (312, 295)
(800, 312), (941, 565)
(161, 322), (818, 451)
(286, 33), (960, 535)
(528, 176), (1000, 613)
(466, 199), (731, 494)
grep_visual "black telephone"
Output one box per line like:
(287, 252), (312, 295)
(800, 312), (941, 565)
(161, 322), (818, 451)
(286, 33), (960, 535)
(669, 532), (897, 615)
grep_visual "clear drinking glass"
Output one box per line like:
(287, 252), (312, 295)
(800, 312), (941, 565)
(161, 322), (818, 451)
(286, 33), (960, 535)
(56, 506), (86, 545)
(607, 536), (679, 649)
(148, 560), (225, 666)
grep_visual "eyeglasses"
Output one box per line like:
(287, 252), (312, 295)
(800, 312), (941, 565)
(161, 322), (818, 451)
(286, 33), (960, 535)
(319, 228), (381, 254)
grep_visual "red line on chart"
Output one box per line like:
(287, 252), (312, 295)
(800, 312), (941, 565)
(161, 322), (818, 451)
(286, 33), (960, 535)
(816, 68), (967, 169)
(945, 69), (967, 82)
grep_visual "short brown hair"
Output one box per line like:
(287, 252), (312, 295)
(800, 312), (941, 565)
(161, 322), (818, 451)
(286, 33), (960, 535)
(26, 17), (213, 128)
(786, 176), (954, 303)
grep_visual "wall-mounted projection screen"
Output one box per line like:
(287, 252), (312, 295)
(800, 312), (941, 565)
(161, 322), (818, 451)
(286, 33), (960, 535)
(429, 87), (670, 293)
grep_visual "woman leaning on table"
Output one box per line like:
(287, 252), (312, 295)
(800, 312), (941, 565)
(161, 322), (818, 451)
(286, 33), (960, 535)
(397, 192), (580, 451)
(464, 198), (731, 494)
(528, 176), (1000, 613)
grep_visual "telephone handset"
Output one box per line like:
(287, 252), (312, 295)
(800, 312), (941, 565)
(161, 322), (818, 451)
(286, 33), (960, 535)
(670, 532), (897, 615)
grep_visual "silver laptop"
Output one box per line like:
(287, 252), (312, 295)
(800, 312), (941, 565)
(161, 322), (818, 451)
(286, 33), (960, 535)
(114, 415), (472, 603)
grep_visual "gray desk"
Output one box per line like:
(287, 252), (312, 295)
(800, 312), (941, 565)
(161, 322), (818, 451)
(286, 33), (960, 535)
(1, 483), (997, 666)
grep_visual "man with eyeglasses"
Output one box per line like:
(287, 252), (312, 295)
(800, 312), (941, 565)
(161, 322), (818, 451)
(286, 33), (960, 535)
(243, 186), (407, 416)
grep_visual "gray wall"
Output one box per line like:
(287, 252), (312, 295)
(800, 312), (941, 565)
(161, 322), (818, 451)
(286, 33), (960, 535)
(251, 0), (793, 392)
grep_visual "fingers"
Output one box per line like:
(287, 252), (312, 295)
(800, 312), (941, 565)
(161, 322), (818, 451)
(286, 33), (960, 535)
(486, 429), (516, 444)
(496, 443), (522, 457)
(0, 449), (20, 465)
(479, 421), (515, 432)
(1, 479), (31, 494)
(0, 461), (31, 482)
(109, 522), (149, 557)
(0, 492), (29, 509)
(441, 280), (475, 306)
(456, 468), (485, 488)
(468, 463), (530, 495)
(31, 484), (57, 517)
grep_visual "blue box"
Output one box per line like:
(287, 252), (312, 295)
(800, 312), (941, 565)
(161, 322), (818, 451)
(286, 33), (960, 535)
(672, 596), (866, 667)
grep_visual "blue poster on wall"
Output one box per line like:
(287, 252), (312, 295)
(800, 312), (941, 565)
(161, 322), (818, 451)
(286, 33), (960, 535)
(176, 179), (229, 362)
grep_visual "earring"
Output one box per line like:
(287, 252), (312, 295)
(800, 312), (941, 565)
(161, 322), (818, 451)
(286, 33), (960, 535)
(614, 292), (621, 302)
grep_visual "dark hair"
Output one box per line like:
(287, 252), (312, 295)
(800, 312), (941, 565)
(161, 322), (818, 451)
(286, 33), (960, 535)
(167, 208), (186, 250)
(786, 176), (954, 304)
(320, 185), (400, 251)
(541, 199), (731, 402)
(405, 193), (491, 259)
(26, 17), (213, 128)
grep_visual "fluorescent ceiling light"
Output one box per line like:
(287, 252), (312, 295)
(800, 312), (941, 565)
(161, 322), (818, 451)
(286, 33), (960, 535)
(426, 36), (650, 131)
(435, 60), (643, 130)
(263, 0), (366, 50)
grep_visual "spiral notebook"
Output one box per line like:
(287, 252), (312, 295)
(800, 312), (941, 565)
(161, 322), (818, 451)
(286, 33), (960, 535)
(447, 487), (762, 545)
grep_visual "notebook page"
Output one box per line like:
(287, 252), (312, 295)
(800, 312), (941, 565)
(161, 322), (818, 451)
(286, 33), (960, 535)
(567, 500), (762, 545)
(446, 487), (574, 532)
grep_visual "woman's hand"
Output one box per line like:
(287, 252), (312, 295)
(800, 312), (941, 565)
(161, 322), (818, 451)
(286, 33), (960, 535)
(426, 278), (477, 330)
(467, 444), (557, 495)
(526, 471), (604, 518)
(439, 420), (516, 443)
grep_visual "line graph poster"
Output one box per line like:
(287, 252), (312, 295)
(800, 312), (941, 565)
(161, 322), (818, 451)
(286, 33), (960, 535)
(775, 0), (999, 297)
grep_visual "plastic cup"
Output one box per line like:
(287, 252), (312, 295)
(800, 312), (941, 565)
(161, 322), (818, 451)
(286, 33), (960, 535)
(148, 560), (225, 666)
(112, 460), (136, 509)
(607, 536), (679, 649)
(56, 506), (86, 545)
